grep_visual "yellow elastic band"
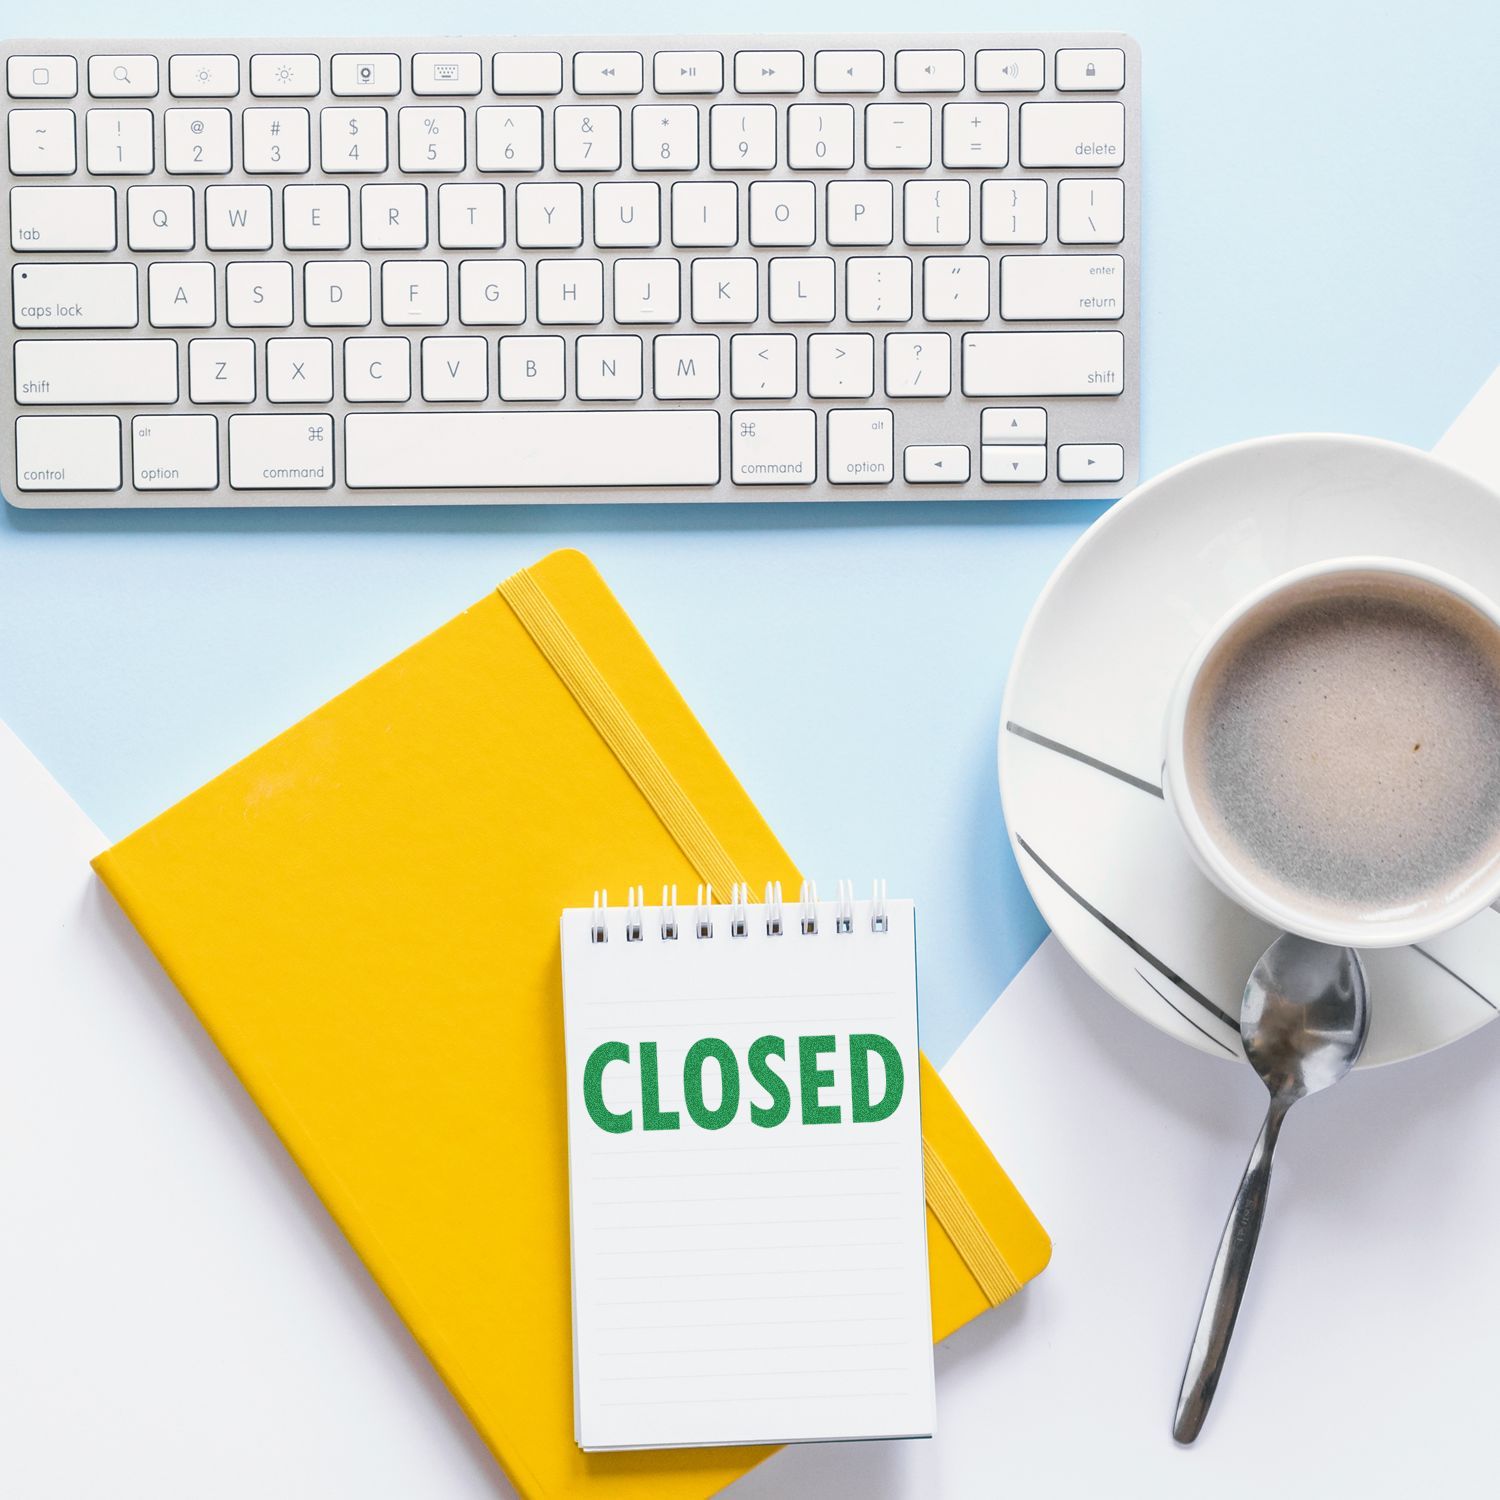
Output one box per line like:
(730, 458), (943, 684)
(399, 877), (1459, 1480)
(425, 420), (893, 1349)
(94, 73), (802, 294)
(924, 1138), (1021, 1306)
(498, 567), (749, 897)
(502, 562), (1019, 1306)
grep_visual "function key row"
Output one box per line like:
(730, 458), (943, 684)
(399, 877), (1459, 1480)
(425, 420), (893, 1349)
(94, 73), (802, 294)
(7, 48), (1127, 101)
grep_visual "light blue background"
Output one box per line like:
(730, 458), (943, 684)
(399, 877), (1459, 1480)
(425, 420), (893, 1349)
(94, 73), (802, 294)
(3, 0), (1496, 1062)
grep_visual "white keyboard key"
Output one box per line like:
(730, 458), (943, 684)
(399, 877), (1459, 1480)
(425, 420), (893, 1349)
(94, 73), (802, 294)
(361, 183), (427, 248)
(380, 260), (447, 324)
(731, 333), (797, 398)
(11, 184), (116, 250)
(344, 337), (410, 401)
(304, 260), (370, 325)
(1058, 178), (1125, 244)
(826, 181), (893, 246)
(653, 334), (720, 398)
(11, 263), (136, 328)
(205, 184), (273, 250)
(169, 55), (240, 99)
(807, 333), (874, 398)
(975, 49), (1044, 92)
(845, 256), (912, 322)
(749, 181), (815, 246)
(885, 332), (950, 397)
(243, 106), (310, 173)
(493, 52), (563, 96)
(344, 410), (720, 488)
(9, 56), (78, 99)
(788, 104), (854, 170)
(228, 413), (335, 490)
(655, 52), (723, 94)
(827, 407), (894, 483)
(515, 182), (583, 247)
(895, 50), (963, 93)
(148, 262), (215, 326)
(536, 257), (604, 324)
(904, 444), (969, 483)
(576, 334), (643, 400)
(709, 105), (777, 170)
(814, 51), (883, 94)
(942, 103), (1008, 169)
(164, 108), (231, 173)
(250, 54), (321, 97)
(923, 255), (990, 321)
(86, 108), (154, 173)
(1019, 101), (1126, 168)
(982, 444), (1047, 482)
(769, 256), (834, 322)
(1055, 49), (1126, 92)
(1001, 254), (1124, 320)
(132, 414), (218, 489)
(731, 409), (815, 485)
(438, 182), (505, 248)
(16, 415), (120, 491)
(127, 184), (192, 249)
(865, 105), (931, 169)
(734, 52), (804, 94)
(613, 258), (680, 323)
(421, 335), (489, 400)
(980, 179), (1047, 244)
(189, 338), (255, 403)
(574, 52), (643, 95)
(321, 107), (388, 173)
(331, 54), (401, 97)
(476, 106), (543, 171)
(227, 260), (294, 326)
(283, 183), (351, 249)
(412, 53), (482, 97)
(555, 106), (621, 172)
(1058, 442), (1124, 481)
(498, 335), (566, 399)
(596, 182), (661, 247)
(400, 106), (466, 172)
(15, 338), (177, 404)
(669, 183), (740, 254)
(632, 105), (699, 171)
(9, 109), (76, 174)
(458, 259), (526, 325)
(982, 406), (1047, 443)
(88, 56), (158, 99)
(903, 181), (970, 245)
(962, 330), (1126, 395)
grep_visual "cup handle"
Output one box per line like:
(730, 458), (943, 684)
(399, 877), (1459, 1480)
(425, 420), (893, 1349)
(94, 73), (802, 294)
(1434, 366), (1500, 493)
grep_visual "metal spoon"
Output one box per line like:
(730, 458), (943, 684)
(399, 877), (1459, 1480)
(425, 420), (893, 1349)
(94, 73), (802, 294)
(1172, 933), (1369, 1444)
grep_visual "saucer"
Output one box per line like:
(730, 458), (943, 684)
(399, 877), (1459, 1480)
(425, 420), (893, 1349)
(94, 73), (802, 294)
(998, 433), (1500, 1066)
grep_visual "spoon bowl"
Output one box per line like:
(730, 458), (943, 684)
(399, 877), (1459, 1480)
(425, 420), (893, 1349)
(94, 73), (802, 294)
(1172, 933), (1368, 1444)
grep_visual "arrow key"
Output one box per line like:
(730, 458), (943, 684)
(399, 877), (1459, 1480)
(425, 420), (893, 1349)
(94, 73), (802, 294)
(981, 445), (1047, 484)
(904, 445), (970, 484)
(1058, 443), (1124, 482)
(814, 50), (884, 93)
(981, 406), (1047, 444)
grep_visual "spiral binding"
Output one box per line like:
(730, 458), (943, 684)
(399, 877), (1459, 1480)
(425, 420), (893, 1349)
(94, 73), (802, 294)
(589, 879), (891, 944)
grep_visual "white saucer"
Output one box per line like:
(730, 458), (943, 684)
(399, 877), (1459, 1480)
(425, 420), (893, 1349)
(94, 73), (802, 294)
(999, 433), (1500, 1066)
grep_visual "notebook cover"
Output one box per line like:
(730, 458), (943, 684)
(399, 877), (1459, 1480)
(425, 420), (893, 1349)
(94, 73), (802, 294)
(93, 549), (1049, 1499)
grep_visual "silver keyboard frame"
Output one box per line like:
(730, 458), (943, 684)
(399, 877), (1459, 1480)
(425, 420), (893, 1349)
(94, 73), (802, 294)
(3, 32), (1141, 509)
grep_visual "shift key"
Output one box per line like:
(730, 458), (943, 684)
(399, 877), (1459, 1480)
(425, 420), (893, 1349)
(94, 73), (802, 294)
(228, 414), (335, 490)
(962, 331), (1124, 396)
(15, 339), (176, 403)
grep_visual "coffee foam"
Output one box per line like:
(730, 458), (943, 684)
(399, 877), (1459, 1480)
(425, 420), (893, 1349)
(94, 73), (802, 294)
(1184, 572), (1500, 926)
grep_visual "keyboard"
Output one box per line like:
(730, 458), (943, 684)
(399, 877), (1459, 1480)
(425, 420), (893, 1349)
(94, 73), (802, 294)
(3, 33), (1140, 508)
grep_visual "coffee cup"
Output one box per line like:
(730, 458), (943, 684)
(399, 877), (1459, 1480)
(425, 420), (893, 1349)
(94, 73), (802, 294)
(1163, 556), (1500, 948)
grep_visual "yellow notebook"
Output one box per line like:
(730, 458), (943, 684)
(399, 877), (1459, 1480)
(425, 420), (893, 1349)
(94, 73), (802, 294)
(93, 549), (1048, 1499)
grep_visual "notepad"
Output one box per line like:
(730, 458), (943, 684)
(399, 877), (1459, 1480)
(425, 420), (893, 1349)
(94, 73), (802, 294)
(561, 885), (936, 1453)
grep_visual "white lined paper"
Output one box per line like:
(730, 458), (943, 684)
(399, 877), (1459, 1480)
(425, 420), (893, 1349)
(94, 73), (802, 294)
(560, 897), (934, 1451)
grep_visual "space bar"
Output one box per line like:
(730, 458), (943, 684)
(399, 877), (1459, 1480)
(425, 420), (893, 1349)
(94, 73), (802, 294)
(344, 411), (720, 489)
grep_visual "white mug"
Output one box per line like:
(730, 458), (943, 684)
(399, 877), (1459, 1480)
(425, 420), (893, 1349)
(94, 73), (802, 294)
(1162, 555), (1500, 948)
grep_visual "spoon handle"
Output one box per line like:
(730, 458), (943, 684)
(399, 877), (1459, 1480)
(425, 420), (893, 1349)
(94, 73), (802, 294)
(1172, 1099), (1289, 1444)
